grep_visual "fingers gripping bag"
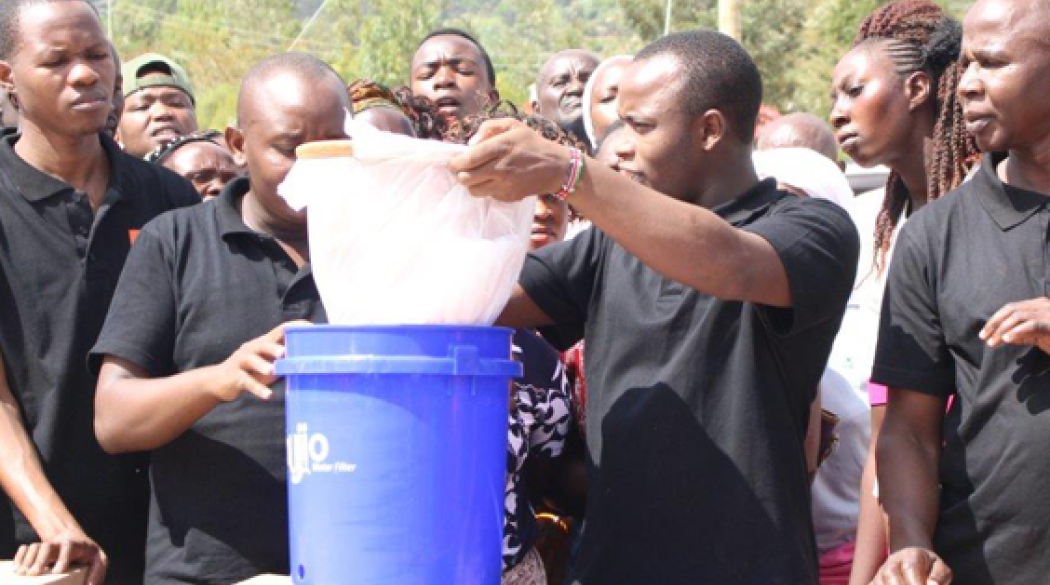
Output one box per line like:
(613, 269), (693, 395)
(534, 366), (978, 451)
(278, 120), (535, 325)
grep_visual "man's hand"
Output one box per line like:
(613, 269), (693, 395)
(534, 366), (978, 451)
(13, 529), (107, 585)
(206, 322), (303, 402)
(980, 297), (1050, 354)
(448, 118), (570, 201)
(871, 547), (952, 585)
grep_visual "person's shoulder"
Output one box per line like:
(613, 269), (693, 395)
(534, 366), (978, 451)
(899, 178), (979, 246)
(766, 189), (858, 236)
(137, 194), (213, 245)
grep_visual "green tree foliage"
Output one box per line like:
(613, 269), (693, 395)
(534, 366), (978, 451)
(789, 0), (883, 117)
(616, 0), (970, 119)
(96, 0), (972, 130)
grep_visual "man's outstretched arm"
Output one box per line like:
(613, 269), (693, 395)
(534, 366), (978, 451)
(450, 120), (796, 308)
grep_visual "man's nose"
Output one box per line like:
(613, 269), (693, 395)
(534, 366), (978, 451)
(434, 67), (457, 89)
(68, 62), (101, 88)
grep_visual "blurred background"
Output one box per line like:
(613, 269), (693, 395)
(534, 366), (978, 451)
(92, 0), (971, 131)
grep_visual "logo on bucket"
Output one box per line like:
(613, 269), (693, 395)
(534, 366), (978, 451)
(287, 422), (357, 485)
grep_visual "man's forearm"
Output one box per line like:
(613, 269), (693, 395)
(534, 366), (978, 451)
(95, 362), (223, 454)
(877, 414), (942, 550)
(0, 370), (82, 541)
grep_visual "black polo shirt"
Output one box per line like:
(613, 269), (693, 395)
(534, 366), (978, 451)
(520, 179), (859, 585)
(0, 133), (199, 583)
(90, 177), (325, 585)
(873, 153), (1050, 585)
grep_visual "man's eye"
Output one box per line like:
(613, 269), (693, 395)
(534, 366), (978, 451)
(847, 85), (864, 98)
(628, 120), (651, 133)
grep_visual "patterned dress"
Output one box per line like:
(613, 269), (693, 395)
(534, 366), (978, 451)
(502, 330), (573, 581)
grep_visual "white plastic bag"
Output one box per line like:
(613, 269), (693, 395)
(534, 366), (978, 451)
(279, 120), (535, 325)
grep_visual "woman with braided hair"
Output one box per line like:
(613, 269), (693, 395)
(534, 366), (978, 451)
(822, 2), (979, 584)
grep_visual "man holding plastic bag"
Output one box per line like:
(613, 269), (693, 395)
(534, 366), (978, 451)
(449, 31), (859, 585)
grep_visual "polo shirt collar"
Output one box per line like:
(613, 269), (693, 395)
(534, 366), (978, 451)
(0, 132), (127, 204)
(713, 178), (784, 226)
(976, 151), (1048, 231)
(215, 176), (257, 240)
(215, 176), (315, 281)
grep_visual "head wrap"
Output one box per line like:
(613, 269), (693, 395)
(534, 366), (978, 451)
(145, 129), (223, 164)
(581, 55), (632, 151)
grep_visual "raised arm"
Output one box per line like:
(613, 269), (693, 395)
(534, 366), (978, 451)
(449, 120), (792, 307)
(0, 351), (107, 584)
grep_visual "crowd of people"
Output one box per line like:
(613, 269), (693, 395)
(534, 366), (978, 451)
(0, 0), (1048, 584)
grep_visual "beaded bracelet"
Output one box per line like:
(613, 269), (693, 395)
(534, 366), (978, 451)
(554, 147), (585, 201)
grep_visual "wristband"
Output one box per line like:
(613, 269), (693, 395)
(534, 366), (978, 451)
(554, 147), (584, 201)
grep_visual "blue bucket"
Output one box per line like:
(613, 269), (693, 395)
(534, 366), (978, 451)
(276, 325), (520, 585)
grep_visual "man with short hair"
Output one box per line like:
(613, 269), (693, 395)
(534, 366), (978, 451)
(91, 52), (347, 585)
(532, 49), (600, 144)
(871, 0), (1050, 584)
(117, 53), (198, 158)
(0, 1), (200, 583)
(755, 111), (841, 165)
(449, 30), (859, 585)
(410, 28), (498, 125)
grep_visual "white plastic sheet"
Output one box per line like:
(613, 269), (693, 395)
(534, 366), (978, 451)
(279, 120), (535, 325)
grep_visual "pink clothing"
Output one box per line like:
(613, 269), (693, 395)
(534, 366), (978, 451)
(868, 382), (955, 411)
(867, 382), (888, 406)
(818, 540), (856, 585)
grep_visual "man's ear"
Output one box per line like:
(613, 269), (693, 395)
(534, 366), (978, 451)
(905, 70), (933, 112)
(694, 109), (728, 152)
(0, 61), (16, 105)
(225, 125), (247, 168)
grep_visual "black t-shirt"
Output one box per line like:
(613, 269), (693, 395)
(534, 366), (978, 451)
(90, 178), (325, 585)
(0, 133), (199, 583)
(873, 153), (1050, 585)
(520, 179), (859, 585)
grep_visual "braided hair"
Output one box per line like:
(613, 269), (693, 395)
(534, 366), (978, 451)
(853, 0), (979, 271)
(347, 79), (447, 141)
(442, 101), (586, 151)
